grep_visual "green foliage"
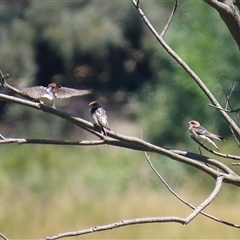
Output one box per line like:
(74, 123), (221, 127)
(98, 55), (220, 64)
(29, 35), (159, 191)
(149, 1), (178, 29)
(0, 1), (240, 238)
(0, 0), (238, 171)
(134, 2), (240, 145)
(0, 19), (36, 80)
(0, 144), (239, 238)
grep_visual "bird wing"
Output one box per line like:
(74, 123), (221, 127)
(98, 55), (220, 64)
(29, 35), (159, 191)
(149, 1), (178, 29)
(55, 87), (91, 98)
(95, 108), (110, 130)
(20, 86), (48, 99)
(192, 126), (223, 141)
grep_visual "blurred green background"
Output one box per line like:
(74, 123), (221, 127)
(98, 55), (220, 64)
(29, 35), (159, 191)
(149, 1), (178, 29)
(0, 1), (240, 239)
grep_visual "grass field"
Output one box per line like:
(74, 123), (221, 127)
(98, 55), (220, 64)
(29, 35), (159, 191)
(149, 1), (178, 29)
(0, 143), (239, 239)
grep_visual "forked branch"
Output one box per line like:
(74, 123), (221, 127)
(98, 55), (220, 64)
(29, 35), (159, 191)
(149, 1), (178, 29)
(0, 86), (239, 186)
(43, 176), (225, 240)
(203, 0), (240, 50)
(144, 153), (240, 228)
(130, 0), (240, 138)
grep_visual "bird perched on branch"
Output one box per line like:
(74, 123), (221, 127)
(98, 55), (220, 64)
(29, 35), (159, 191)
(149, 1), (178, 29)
(89, 101), (110, 136)
(188, 120), (224, 150)
(20, 83), (91, 107)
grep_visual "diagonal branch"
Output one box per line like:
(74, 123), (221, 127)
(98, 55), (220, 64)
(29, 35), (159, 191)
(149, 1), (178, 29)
(190, 135), (240, 160)
(42, 176), (226, 240)
(0, 91), (239, 185)
(0, 233), (8, 240)
(130, 0), (240, 139)
(144, 152), (240, 228)
(0, 70), (36, 101)
(160, 0), (179, 37)
(225, 81), (236, 111)
(185, 175), (224, 224)
(229, 126), (240, 147)
(203, 0), (240, 50)
(1, 72), (239, 178)
(209, 103), (240, 116)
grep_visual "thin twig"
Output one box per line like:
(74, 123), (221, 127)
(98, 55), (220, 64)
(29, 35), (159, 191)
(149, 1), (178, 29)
(229, 126), (240, 147)
(0, 233), (9, 240)
(185, 175), (224, 224)
(0, 87), (239, 184)
(190, 135), (240, 160)
(232, 163), (240, 166)
(160, 0), (179, 37)
(144, 153), (240, 228)
(0, 137), (106, 146)
(130, 0), (240, 138)
(136, 0), (140, 8)
(0, 92), (105, 139)
(225, 81), (236, 110)
(42, 175), (228, 240)
(198, 144), (203, 155)
(209, 103), (240, 113)
(0, 70), (35, 100)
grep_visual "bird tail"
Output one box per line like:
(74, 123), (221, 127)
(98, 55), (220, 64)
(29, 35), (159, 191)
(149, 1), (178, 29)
(210, 134), (224, 142)
(211, 141), (219, 151)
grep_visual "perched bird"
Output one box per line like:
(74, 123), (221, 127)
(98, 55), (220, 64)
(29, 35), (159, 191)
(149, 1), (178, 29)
(20, 83), (91, 107)
(89, 101), (110, 136)
(188, 120), (224, 150)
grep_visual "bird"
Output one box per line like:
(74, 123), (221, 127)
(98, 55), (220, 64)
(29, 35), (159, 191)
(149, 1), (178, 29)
(20, 83), (91, 107)
(89, 101), (110, 136)
(188, 120), (224, 150)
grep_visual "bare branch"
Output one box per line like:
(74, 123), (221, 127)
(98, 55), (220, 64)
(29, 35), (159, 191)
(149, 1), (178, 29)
(203, 0), (240, 50)
(0, 233), (9, 240)
(171, 149), (237, 176)
(185, 175), (224, 224)
(136, 0), (140, 8)
(144, 153), (240, 228)
(0, 91), (239, 186)
(43, 176), (227, 240)
(160, 0), (179, 37)
(209, 103), (240, 113)
(0, 136), (106, 146)
(229, 125), (240, 147)
(232, 162), (240, 166)
(1, 94), (240, 190)
(225, 81), (236, 110)
(190, 135), (240, 160)
(0, 130), (236, 177)
(130, 0), (240, 138)
(0, 69), (36, 101)
(44, 216), (186, 240)
(0, 92), (104, 139)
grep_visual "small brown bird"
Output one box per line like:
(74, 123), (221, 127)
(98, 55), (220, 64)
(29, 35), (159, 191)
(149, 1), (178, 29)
(188, 120), (224, 150)
(20, 83), (91, 107)
(89, 101), (110, 136)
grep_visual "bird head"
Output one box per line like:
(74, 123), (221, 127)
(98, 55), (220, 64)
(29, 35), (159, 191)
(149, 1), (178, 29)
(188, 120), (200, 128)
(89, 101), (101, 108)
(48, 83), (61, 88)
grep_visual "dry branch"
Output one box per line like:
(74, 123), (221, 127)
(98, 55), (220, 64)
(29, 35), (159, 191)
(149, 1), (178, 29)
(0, 78), (240, 185)
(130, 0), (240, 138)
(203, 0), (240, 50)
(144, 153), (240, 228)
(0, 0), (240, 238)
(43, 176), (225, 239)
